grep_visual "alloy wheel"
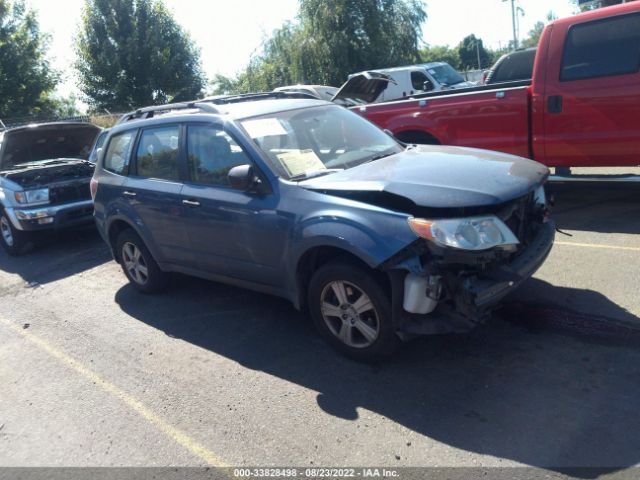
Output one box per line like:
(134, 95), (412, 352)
(320, 280), (380, 348)
(122, 242), (148, 285)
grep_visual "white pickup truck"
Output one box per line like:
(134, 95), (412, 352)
(334, 62), (476, 105)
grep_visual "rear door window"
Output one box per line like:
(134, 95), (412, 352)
(561, 12), (640, 82)
(134, 125), (181, 181)
(104, 130), (135, 175)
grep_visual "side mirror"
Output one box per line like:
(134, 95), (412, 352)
(90, 147), (103, 164)
(422, 80), (434, 92)
(228, 164), (257, 191)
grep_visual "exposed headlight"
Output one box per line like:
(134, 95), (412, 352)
(408, 215), (519, 251)
(14, 188), (50, 206)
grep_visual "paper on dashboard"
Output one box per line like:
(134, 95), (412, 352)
(276, 149), (326, 177)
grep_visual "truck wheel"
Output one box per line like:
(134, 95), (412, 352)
(116, 229), (169, 293)
(0, 209), (33, 256)
(308, 261), (399, 361)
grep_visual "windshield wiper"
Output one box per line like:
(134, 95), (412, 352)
(362, 150), (399, 164)
(291, 168), (343, 181)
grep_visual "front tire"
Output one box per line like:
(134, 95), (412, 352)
(0, 209), (33, 256)
(308, 261), (399, 360)
(116, 229), (169, 293)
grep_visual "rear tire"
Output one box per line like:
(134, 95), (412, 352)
(116, 229), (169, 293)
(308, 261), (399, 361)
(0, 209), (33, 256)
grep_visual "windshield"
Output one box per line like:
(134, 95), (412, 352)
(240, 105), (403, 179)
(428, 64), (465, 86)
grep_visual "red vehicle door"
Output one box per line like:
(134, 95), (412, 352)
(542, 8), (640, 167)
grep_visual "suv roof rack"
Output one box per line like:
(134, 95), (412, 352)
(201, 91), (317, 105)
(116, 101), (221, 124)
(117, 91), (318, 124)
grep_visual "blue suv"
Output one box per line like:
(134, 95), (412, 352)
(92, 93), (554, 359)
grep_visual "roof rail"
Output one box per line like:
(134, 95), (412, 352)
(116, 91), (318, 124)
(116, 101), (221, 124)
(201, 91), (317, 105)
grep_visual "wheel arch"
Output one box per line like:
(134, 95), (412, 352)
(393, 129), (441, 145)
(106, 216), (160, 264)
(294, 245), (391, 310)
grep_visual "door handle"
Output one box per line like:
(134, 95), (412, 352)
(123, 191), (137, 197)
(548, 95), (563, 114)
(182, 199), (201, 207)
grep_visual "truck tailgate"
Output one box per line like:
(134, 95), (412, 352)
(354, 85), (531, 159)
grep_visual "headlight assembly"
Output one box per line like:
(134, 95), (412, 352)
(408, 215), (519, 251)
(14, 188), (50, 206)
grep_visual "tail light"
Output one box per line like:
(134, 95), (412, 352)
(90, 177), (98, 201)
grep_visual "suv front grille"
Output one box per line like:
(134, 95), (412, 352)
(49, 182), (92, 206)
(500, 192), (538, 248)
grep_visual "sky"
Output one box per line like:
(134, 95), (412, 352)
(26, 0), (577, 101)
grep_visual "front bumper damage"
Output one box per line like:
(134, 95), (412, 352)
(385, 220), (555, 338)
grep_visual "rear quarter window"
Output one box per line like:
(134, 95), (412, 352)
(561, 12), (640, 82)
(104, 130), (136, 175)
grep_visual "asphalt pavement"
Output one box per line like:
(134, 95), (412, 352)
(1, 183), (639, 477)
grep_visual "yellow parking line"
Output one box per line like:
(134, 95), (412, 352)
(555, 241), (640, 252)
(0, 315), (228, 468)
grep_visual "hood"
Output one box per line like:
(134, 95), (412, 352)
(0, 122), (100, 170)
(1, 159), (95, 188)
(301, 145), (548, 212)
(332, 71), (395, 106)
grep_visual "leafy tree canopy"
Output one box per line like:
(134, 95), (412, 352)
(418, 45), (461, 70)
(0, 0), (60, 119)
(457, 34), (493, 70)
(211, 0), (427, 95)
(521, 11), (557, 48)
(75, 0), (205, 112)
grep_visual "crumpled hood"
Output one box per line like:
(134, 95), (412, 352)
(301, 145), (548, 209)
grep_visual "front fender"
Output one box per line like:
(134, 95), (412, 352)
(290, 208), (417, 271)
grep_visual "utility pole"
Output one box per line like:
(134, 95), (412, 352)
(476, 40), (482, 70)
(503, 0), (519, 50)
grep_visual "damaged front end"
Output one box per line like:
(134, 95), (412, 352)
(381, 188), (554, 339)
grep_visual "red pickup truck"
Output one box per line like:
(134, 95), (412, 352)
(337, 3), (640, 172)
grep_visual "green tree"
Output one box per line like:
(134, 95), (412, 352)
(0, 0), (59, 118)
(75, 0), (205, 112)
(457, 34), (493, 70)
(211, 0), (427, 95)
(521, 12), (557, 48)
(45, 94), (82, 117)
(419, 45), (461, 70)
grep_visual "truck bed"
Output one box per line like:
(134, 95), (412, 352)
(353, 81), (532, 159)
